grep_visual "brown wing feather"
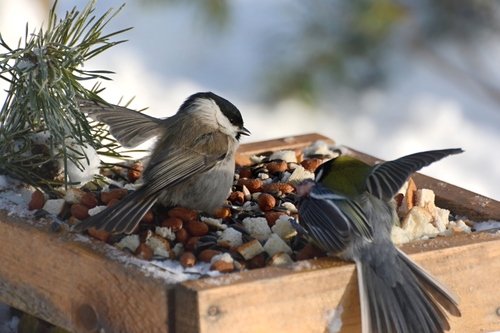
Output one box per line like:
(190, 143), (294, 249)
(78, 98), (164, 147)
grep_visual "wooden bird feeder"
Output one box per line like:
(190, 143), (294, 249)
(0, 133), (499, 333)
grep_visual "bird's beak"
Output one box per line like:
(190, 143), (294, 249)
(239, 127), (251, 136)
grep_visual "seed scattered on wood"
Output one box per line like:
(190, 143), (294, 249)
(185, 220), (209, 237)
(237, 178), (263, 193)
(161, 217), (183, 231)
(168, 207), (198, 222)
(257, 193), (276, 212)
(179, 252), (196, 268)
(28, 190), (45, 210)
(100, 188), (128, 205)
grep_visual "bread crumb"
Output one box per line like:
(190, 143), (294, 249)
(287, 165), (315, 185)
(263, 233), (292, 256)
(269, 150), (297, 163)
(401, 206), (439, 240)
(116, 234), (140, 252)
(268, 252), (294, 266)
(236, 239), (264, 260)
(271, 215), (297, 240)
(42, 199), (65, 215)
(243, 217), (272, 241)
(146, 234), (171, 258)
(210, 252), (234, 264)
(201, 216), (227, 230)
(155, 226), (176, 241)
(218, 227), (243, 248)
(391, 225), (411, 245)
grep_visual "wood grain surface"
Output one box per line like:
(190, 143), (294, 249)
(176, 232), (500, 333)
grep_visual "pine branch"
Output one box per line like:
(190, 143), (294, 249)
(0, 0), (132, 191)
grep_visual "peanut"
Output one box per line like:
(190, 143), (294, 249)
(179, 252), (196, 268)
(28, 190), (45, 210)
(257, 193), (276, 212)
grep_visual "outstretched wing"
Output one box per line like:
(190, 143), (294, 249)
(298, 183), (372, 254)
(78, 98), (164, 148)
(366, 148), (463, 201)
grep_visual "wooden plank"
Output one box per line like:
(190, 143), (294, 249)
(175, 259), (358, 333)
(0, 211), (174, 333)
(176, 232), (500, 333)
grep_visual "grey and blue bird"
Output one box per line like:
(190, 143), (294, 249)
(297, 149), (463, 333)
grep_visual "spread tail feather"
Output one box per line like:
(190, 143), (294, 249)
(72, 188), (157, 234)
(396, 249), (461, 317)
(356, 249), (460, 333)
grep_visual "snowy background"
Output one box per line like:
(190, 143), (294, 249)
(1, 0), (500, 201)
(1, 1), (500, 199)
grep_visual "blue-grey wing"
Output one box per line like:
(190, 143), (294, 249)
(366, 149), (463, 201)
(299, 184), (372, 254)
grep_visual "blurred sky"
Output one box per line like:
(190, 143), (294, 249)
(1, 0), (500, 201)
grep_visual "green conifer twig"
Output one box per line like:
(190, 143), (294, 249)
(0, 0), (132, 191)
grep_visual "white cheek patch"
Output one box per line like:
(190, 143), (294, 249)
(190, 98), (219, 125)
(187, 98), (240, 139)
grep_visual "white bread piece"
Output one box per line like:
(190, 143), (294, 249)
(145, 234), (170, 258)
(391, 225), (411, 245)
(401, 206), (439, 240)
(201, 216), (227, 230)
(449, 220), (472, 234)
(263, 233), (292, 257)
(415, 188), (451, 233)
(415, 189), (436, 211)
(218, 227), (243, 248)
(271, 215), (297, 240)
(268, 252), (294, 266)
(236, 239), (264, 260)
(42, 199), (65, 216)
(243, 217), (272, 241)
(210, 252), (234, 265)
(269, 150), (297, 163)
(115, 234), (140, 252)
(287, 165), (314, 185)
(155, 226), (176, 241)
(433, 207), (450, 232)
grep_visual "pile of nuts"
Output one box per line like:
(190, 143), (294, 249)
(27, 141), (471, 273)
(27, 142), (338, 273)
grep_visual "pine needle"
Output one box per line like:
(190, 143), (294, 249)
(0, 0), (132, 191)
